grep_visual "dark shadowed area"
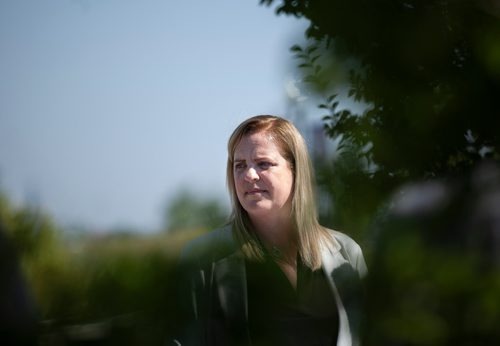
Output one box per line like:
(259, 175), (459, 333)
(264, 0), (500, 344)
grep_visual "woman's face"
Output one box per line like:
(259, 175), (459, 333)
(233, 131), (294, 220)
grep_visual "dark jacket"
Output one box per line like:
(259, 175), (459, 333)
(173, 225), (367, 346)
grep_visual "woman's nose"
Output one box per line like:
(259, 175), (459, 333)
(244, 167), (259, 182)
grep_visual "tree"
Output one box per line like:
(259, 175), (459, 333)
(163, 188), (229, 233)
(262, 2), (500, 344)
(262, 0), (500, 238)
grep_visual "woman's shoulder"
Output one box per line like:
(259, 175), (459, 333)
(179, 224), (238, 264)
(323, 227), (359, 248)
(326, 228), (362, 250)
(323, 228), (367, 276)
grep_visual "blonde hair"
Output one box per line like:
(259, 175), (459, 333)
(226, 115), (332, 270)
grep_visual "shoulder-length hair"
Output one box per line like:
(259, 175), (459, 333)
(226, 115), (333, 270)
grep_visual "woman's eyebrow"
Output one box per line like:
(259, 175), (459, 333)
(254, 155), (275, 161)
(233, 155), (274, 162)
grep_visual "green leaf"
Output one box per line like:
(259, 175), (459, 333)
(306, 45), (318, 54)
(327, 94), (338, 103)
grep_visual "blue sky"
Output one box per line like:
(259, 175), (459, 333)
(0, 0), (310, 232)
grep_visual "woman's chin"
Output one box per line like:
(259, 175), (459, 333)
(243, 202), (273, 216)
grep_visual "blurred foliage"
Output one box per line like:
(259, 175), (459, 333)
(262, 1), (500, 344)
(263, 0), (500, 240)
(163, 188), (229, 233)
(0, 190), (202, 345)
(364, 162), (500, 345)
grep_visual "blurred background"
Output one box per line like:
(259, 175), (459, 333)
(1, 0), (500, 345)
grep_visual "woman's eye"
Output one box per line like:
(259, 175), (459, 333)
(234, 163), (245, 170)
(258, 162), (272, 169)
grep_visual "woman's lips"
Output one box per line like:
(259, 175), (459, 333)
(246, 189), (266, 195)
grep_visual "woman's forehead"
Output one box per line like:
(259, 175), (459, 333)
(234, 132), (280, 155)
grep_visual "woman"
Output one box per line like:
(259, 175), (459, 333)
(174, 115), (367, 346)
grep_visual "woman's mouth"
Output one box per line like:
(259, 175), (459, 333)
(246, 189), (266, 195)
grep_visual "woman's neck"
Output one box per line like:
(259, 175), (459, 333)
(250, 214), (297, 261)
(250, 213), (298, 288)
